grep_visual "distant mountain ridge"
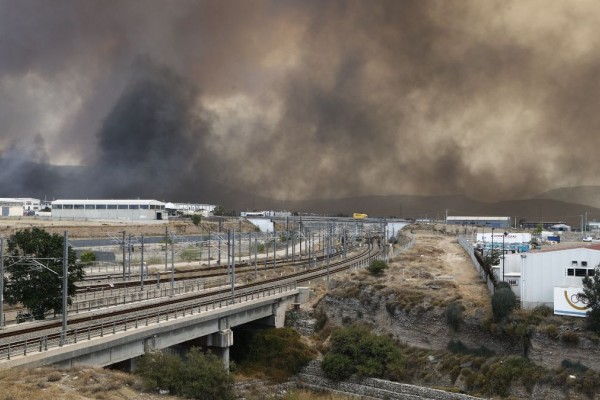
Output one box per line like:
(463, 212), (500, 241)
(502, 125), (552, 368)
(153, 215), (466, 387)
(281, 194), (600, 228)
(1, 159), (598, 228)
(535, 186), (600, 209)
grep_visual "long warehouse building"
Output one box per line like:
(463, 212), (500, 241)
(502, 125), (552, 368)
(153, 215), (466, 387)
(51, 199), (167, 221)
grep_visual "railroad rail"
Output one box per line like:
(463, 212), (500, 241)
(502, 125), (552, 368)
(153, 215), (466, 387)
(0, 242), (382, 362)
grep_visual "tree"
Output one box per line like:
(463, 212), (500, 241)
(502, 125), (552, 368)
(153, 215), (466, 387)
(135, 348), (234, 399)
(213, 205), (227, 216)
(577, 266), (600, 333)
(79, 251), (96, 264)
(179, 348), (234, 400)
(367, 259), (388, 276)
(492, 287), (517, 321)
(135, 350), (183, 393)
(190, 214), (202, 226)
(3, 228), (84, 319)
(322, 325), (404, 381)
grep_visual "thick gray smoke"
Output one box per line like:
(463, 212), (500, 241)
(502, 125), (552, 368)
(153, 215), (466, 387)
(1, 0), (600, 203)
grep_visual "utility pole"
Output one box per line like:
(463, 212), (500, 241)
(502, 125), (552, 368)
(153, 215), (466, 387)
(254, 235), (258, 278)
(230, 228), (236, 301)
(218, 222), (222, 266)
(285, 216), (289, 260)
(207, 231), (211, 266)
(61, 231), (68, 346)
(0, 237), (4, 329)
(128, 234), (132, 278)
(122, 231), (126, 281)
(164, 226), (168, 272)
(171, 232), (175, 296)
(140, 234), (145, 291)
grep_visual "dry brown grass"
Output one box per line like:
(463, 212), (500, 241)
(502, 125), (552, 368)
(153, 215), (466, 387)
(0, 366), (176, 400)
(328, 230), (491, 317)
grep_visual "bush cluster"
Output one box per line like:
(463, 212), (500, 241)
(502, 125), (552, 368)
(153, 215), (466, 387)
(444, 302), (463, 331)
(79, 251), (96, 263)
(135, 347), (234, 400)
(233, 327), (315, 382)
(367, 260), (388, 276)
(322, 325), (404, 381)
(491, 288), (517, 321)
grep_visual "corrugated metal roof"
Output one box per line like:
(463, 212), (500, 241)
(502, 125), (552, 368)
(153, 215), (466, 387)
(51, 199), (164, 205)
(447, 216), (511, 221)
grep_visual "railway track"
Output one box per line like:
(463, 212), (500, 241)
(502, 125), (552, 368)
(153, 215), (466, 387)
(0, 243), (381, 361)
(77, 248), (346, 292)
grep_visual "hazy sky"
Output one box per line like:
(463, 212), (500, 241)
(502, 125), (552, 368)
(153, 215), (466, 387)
(1, 0), (600, 202)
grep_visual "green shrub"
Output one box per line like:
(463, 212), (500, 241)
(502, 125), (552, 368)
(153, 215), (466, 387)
(491, 288), (517, 321)
(446, 340), (495, 357)
(367, 260), (388, 276)
(190, 214), (201, 226)
(322, 325), (404, 381)
(80, 251), (96, 263)
(135, 348), (233, 399)
(135, 350), (184, 393)
(561, 332), (579, 345)
(314, 311), (328, 332)
(444, 302), (463, 331)
(178, 348), (234, 400)
(561, 359), (588, 373)
(495, 281), (511, 291)
(235, 327), (314, 382)
(322, 353), (355, 381)
(179, 248), (199, 262)
(546, 325), (559, 340)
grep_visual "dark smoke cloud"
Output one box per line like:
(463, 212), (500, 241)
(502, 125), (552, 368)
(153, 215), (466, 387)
(1, 0), (600, 203)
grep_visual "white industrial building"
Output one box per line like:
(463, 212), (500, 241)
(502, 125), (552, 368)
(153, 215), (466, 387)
(498, 245), (600, 316)
(164, 202), (215, 216)
(51, 199), (167, 221)
(0, 197), (41, 213)
(447, 216), (511, 228)
(0, 200), (25, 217)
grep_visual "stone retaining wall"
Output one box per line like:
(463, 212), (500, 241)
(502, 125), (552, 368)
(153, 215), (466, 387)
(293, 360), (485, 400)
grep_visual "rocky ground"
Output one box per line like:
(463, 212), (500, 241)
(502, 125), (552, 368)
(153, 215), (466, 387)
(300, 224), (600, 399)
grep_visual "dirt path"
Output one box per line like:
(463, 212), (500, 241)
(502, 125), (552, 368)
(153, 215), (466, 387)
(392, 229), (490, 315)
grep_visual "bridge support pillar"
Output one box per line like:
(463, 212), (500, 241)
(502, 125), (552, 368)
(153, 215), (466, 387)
(206, 318), (233, 371)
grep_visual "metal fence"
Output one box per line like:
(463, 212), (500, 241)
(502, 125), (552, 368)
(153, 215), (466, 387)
(457, 236), (494, 293)
(0, 283), (298, 362)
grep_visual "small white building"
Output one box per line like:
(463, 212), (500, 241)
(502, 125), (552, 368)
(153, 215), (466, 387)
(499, 245), (600, 315)
(447, 216), (511, 228)
(0, 200), (25, 217)
(0, 197), (41, 213)
(51, 199), (167, 221)
(164, 203), (215, 216)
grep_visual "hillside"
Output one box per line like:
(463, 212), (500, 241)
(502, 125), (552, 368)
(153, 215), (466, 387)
(310, 225), (600, 399)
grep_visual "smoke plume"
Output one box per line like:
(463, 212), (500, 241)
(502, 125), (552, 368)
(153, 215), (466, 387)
(1, 0), (600, 204)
